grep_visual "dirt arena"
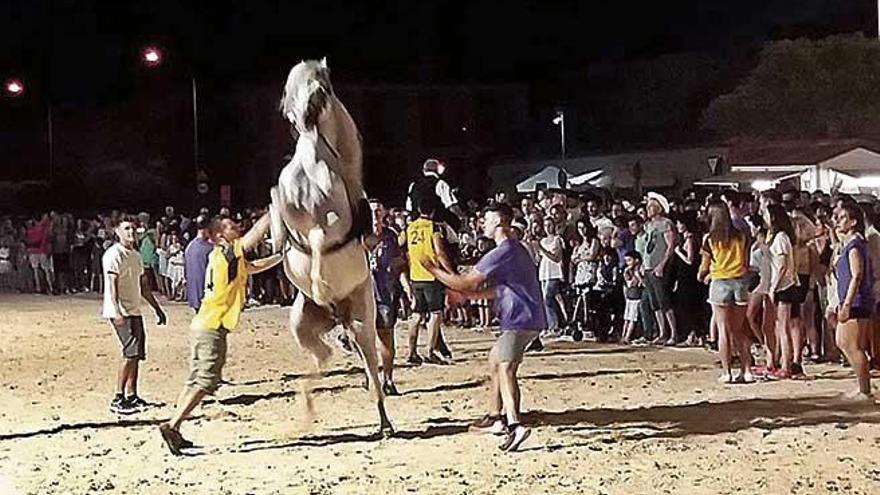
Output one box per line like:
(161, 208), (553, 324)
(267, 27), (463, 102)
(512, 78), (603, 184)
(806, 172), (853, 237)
(2, 294), (880, 494)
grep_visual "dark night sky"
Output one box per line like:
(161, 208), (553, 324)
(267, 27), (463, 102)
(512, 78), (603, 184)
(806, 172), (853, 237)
(0, 0), (877, 209)
(0, 0), (875, 105)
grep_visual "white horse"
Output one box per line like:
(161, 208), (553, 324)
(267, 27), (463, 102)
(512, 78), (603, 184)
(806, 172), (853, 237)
(269, 59), (393, 436)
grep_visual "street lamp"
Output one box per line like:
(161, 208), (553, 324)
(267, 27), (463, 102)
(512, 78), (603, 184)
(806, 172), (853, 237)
(141, 46), (163, 67)
(552, 110), (566, 160)
(2, 77), (53, 184)
(4, 79), (24, 97)
(141, 44), (200, 187)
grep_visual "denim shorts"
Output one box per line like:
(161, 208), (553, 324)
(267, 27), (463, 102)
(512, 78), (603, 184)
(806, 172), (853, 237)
(708, 276), (749, 306)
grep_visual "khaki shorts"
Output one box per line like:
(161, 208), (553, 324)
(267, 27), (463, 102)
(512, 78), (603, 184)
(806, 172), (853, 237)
(111, 316), (146, 360)
(186, 328), (228, 394)
(492, 330), (540, 364)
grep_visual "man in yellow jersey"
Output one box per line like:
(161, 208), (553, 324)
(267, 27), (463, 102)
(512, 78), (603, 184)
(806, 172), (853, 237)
(159, 214), (281, 455)
(404, 198), (454, 365)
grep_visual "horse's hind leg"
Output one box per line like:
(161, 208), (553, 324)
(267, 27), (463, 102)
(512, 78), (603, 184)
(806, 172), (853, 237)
(289, 292), (337, 422)
(290, 292), (336, 368)
(349, 281), (394, 437)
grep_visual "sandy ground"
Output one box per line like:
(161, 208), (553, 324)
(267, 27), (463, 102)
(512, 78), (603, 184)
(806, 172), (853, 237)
(2, 294), (880, 494)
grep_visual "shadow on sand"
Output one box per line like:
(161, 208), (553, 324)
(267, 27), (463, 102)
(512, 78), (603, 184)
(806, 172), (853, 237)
(231, 394), (878, 453)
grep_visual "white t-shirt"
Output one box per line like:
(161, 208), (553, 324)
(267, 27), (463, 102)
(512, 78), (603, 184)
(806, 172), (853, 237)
(769, 231), (796, 293)
(102, 243), (144, 318)
(538, 235), (564, 281)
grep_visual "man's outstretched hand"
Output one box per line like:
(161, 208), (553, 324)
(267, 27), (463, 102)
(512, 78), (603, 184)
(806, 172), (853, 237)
(420, 257), (439, 274)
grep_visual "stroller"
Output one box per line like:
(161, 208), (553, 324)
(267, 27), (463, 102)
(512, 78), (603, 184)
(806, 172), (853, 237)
(566, 255), (623, 342)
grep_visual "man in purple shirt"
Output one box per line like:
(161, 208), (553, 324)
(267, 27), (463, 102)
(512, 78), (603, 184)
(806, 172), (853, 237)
(184, 216), (214, 311)
(366, 199), (406, 395)
(423, 203), (545, 453)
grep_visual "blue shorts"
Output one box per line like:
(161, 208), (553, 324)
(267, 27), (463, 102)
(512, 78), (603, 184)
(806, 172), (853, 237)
(708, 276), (749, 306)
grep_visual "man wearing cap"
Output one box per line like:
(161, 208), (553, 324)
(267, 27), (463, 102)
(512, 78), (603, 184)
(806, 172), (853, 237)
(639, 192), (679, 345)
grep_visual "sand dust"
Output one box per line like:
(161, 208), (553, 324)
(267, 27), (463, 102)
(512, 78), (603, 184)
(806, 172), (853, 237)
(2, 293), (880, 494)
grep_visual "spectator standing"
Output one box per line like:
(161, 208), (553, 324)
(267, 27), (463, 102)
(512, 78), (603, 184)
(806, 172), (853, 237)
(26, 215), (55, 295)
(699, 201), (752, 383)
(51, 212), (73, 294)
(137, 213), (160, 292)
(833, 203), (874, 400)
(536, 217), (566, 335)
(184, 215), (214, 312)
(639, 193), (679, 345)
(103, 219), (167, 414)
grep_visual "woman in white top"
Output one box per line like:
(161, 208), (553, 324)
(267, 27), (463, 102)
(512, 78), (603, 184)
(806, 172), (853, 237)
(765, 204), (799, 379)
(537, 217), (566, 332)
(571, 220), (600, 288)
(747, 225), (778, 372)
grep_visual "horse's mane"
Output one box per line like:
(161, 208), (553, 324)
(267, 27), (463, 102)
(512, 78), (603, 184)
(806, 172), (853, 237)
(276, 60), (364, 213)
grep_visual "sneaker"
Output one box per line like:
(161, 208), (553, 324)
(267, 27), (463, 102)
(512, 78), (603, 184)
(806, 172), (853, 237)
(127, 395), (150, 408)
(406, 354), (423, 366)
(791, 362), (806, 377)
(718, 372), (734, 384)
(469, 414), (507, 435)
(499, 424), (532, 452)
(110, 396), (137, 415)
(735, 370), (756, 384)
(423, 353), (451, 366)
(382, 381), (401, 397)
(525, 337), (544, 352)
(437, 340), (453, 360)
(159, 423), (184, 456)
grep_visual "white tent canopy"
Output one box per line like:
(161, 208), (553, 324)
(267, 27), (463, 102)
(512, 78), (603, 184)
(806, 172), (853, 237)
(515, 166), (568, 193)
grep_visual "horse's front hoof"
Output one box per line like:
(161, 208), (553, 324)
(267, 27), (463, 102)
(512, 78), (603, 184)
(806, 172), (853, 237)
(378, 424), (395, 439)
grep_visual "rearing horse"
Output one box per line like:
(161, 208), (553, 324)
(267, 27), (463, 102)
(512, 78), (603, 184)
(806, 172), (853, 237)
(269, 59), (393, 436)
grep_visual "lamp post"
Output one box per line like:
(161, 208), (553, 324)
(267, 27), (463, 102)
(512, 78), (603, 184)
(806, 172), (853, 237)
(141, 45), (200, 186)
(552, 110), (566, 160)
(4, 79), (24, 97)
(4, 78), (53, 185)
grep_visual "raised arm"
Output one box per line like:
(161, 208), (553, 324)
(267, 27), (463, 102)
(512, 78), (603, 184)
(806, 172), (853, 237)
(247, 253), (284, 275)
(240, 213), (271, 252)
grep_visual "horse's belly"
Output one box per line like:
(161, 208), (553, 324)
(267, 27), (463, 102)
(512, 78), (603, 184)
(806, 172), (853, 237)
(283, 242), (369, 301)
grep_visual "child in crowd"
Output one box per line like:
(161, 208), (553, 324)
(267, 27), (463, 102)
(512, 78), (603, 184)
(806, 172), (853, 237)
(166, 233), (186, 301)
(621, 250), (643, 344)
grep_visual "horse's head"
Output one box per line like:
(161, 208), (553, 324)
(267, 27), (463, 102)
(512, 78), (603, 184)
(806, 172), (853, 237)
(280, 58), (334, 133)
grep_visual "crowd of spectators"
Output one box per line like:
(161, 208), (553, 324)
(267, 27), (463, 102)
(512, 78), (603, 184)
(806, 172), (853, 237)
(0, 206), (294, 307)
(4, 178), (880, 394)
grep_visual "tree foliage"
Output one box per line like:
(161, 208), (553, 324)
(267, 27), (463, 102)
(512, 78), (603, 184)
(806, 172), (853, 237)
(703, 34), (880, 140)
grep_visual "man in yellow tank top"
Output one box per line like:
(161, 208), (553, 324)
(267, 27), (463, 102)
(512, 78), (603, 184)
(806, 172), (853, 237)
(404, 199), (454, 365)
(159, 214), (282, 455)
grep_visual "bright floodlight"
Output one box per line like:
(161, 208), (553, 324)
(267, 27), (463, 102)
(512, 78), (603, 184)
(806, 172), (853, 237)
(5, 79), (24, 96)
(142, 46), (163, 67)
(552, 112), (564, 125)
